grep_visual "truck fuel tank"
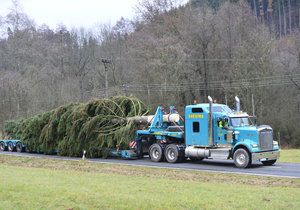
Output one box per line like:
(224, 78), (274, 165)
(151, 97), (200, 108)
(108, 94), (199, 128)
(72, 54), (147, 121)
(185, 146), (210, 158)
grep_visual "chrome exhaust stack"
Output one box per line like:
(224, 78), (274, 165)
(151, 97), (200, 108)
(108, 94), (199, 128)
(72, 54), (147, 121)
(208, 96), (213, 146)
(235, 96), (240, 112)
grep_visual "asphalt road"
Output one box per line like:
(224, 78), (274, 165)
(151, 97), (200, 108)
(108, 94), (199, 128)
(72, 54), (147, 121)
(1, 151), (299, 178)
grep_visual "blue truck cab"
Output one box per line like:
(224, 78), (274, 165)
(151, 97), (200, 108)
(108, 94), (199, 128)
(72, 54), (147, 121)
(184, 97), (280, 168)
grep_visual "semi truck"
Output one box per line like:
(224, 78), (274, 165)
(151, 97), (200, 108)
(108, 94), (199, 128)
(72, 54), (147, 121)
(132, 96), (279, 168)
(0, 96), (280, 168)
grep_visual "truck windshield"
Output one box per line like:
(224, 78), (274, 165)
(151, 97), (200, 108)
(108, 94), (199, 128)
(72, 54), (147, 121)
(210, 106), (233, 114)
(230, 117), (250, 126)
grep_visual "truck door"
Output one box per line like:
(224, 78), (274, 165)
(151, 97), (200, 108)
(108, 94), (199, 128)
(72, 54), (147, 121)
(215, 117), (229, 145)
(185, 107), (209, 146)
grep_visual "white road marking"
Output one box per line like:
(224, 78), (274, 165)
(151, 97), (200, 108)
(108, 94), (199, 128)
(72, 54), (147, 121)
(88, 160), (299, 179)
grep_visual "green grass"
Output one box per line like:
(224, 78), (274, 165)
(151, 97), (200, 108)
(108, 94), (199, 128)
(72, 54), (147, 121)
(280, 149), (300, 163)
(0, 155), (299, 210)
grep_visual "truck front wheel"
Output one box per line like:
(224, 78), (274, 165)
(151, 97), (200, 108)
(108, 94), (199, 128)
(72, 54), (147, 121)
(262, 159), (276, 166)
(149, 143), (164, 162)
(233, 148), (251, 168)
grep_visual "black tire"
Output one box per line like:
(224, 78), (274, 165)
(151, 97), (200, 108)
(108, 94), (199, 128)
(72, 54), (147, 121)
(164, 144), (183, 163)
(262, 159), (277, 166)
(149, 143), (164, 162)
(136, 140), (144, 158)
(7, 142), (14, 152)
(16, 142), (23, 153)
(233, 148), (251, 168)
(0, 142), (5, 151)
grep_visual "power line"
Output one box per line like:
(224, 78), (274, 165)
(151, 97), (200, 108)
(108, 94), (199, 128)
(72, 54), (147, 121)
(125, 74), (300, 86)
(114, 57), (260, 62)
(1, 74), (299, 99)
(121, 74), (300, 90)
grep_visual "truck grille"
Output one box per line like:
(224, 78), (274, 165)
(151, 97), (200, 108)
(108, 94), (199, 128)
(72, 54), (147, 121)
(259, 129), (273, 150)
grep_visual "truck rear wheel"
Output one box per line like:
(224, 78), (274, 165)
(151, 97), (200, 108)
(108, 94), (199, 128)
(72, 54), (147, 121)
(165, 144), (183, 163)
(149, 143), (164, 162)
(262, 159), (276, 166)
(7, 142), (14, 152)
(233, 148), (251, 168)
(0, 142), (5, 151)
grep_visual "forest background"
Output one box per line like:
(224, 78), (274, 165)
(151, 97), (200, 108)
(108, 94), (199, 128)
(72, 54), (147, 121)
(0, 0), (299, 147)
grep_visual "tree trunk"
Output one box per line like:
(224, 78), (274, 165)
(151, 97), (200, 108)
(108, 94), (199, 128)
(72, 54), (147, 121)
(79, 78), (84, 101)
(259, 0), (265, 24)
(299, 7), (300, 28)
(202, 49), (208, 99)
(147, 83), (150, 106)
(277, 0), (282, 38)
(164, 77), (167, 102)
(288, 0), (292, 33)
(283, 1), (287, 35)
(253, 0), (258, 18)
(16, 98), (20, 118)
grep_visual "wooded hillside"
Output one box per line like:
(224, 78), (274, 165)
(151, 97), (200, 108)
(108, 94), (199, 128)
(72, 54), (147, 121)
(0, 0), (299, 147)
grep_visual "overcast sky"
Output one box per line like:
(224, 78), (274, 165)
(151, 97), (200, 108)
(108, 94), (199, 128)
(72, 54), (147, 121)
(0, 0), (139, 29)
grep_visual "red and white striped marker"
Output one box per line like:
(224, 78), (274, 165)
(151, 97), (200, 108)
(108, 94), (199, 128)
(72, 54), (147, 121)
(129, 141), (137, 149)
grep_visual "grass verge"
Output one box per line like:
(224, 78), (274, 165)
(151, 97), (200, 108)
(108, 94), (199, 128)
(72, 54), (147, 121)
(280, 149), (300, 163)
(0, 155), (299, 210)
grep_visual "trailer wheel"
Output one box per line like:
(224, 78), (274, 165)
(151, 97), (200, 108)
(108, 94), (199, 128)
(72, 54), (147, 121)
(7, 142), (14, 152)
(0, 142), (5, 151)
(165, 144), (183, 163)
(149, 143), (164, 162)
(16, 142), (23, 153)
(262, 159), (276, 166)
(233, 148), (251, 168)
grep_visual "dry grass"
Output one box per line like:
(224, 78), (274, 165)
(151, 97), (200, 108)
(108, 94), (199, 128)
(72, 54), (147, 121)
(1, 154), (300, 210)
(280, 149), (300, 163)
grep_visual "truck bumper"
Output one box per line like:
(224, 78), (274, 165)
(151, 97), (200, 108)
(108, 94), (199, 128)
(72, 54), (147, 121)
(252, 150), (280, 162)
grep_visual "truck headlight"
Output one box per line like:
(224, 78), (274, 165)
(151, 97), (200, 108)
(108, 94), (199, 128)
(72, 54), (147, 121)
(273, 141), (278, 146)
(251, 144), (258, 148)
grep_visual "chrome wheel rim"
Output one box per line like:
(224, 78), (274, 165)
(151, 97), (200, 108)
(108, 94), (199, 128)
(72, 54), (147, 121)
(152, 149), (159, 159)
(237, 153), (246, 165)
(168, 149), (175, 160)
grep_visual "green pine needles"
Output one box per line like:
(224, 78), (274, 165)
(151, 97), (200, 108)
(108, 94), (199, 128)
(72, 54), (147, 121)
(4, 96), (149, 158)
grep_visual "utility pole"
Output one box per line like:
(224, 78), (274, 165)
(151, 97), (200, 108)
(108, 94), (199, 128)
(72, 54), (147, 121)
(101, 58), (111, 98)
